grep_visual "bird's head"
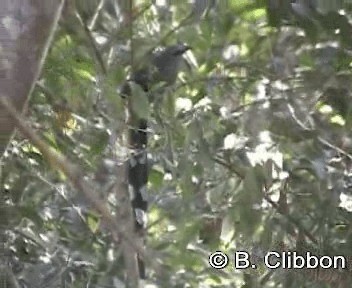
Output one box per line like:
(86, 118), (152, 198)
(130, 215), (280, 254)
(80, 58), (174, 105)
(152, 43), (191, 85)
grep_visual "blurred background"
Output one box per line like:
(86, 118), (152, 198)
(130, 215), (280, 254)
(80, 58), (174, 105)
(2, 0), (352, 287)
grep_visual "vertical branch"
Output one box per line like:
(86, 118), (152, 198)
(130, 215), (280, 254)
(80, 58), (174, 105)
(115, 0), (144, 286)
(0, 161), (7, 288)
(114, 157), (140, 287)
(125, 0), (149, 281)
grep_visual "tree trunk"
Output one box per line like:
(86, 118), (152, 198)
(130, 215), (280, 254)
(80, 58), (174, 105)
(0, 0), (65, 157)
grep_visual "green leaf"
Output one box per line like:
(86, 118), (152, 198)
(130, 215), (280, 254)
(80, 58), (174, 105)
(130, 82), (150, 119)
(87, 213), (100, 233)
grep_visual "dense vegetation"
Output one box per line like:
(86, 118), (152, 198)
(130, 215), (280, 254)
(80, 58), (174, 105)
(3, 1), (352, 287)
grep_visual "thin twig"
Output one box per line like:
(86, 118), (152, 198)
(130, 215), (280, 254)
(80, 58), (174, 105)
(75, 11), (107, 74)
(88, 0), (105, 30)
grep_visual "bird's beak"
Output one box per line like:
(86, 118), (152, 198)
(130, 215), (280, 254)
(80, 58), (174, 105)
(182, 44), (191, 53)
(173, 43), (191, 55)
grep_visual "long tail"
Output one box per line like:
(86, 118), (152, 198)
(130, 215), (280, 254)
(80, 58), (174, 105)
(128, 110), (149, 279)
(122, 70), (151, 279)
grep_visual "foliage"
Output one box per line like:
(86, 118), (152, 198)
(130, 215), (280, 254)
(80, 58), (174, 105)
(3, 0), (352, 287)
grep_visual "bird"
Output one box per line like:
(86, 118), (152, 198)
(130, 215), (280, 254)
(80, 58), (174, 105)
(122, 43), (190, 279)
